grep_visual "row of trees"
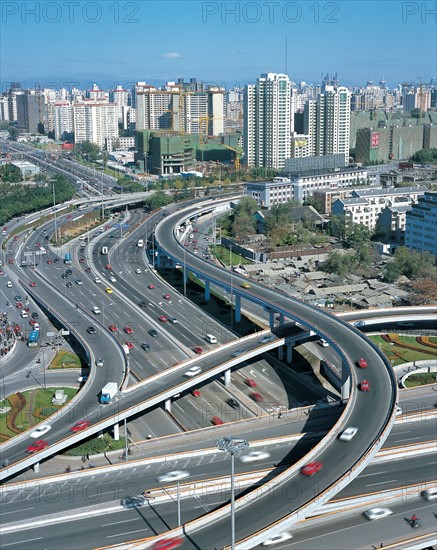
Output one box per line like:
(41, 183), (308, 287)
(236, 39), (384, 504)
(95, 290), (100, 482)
(0, 175), (76, 224)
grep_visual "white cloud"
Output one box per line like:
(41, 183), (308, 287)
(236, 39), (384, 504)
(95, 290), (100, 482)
(162, 52), (183, 59)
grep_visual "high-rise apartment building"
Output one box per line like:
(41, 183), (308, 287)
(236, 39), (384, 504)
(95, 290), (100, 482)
(136, 85), (224, 135)
(244, 73), (292, 170)
(304, 86), (351, 163)
(53, 101), (74, 141)
(110, 86), (130, 122)
(73, 101), (118, 147)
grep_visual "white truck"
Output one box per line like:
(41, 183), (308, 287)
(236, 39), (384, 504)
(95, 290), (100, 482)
(100, 382), (118, 404)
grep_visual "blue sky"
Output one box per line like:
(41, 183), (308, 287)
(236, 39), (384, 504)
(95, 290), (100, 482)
(1, 1), (435, 90)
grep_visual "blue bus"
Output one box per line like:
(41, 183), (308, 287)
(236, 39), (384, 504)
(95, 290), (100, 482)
(27, 330), (40, 348)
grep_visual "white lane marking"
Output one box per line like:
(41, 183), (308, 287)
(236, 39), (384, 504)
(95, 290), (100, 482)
(101, 518), (140, 527)
(366, 480), (396, 487)
(1, 506), (35, 515)
(359, 471), (386, 477)
(397, 436), (422, 442)
(2, 537), (43, 547)
(106, 528), (149, 539)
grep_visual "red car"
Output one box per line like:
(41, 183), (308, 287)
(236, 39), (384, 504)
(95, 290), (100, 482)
(245, 378), (257, 387)
(124, 326), (133, 334)
(357, 358), (368, 368)
(211, 416), (224, 426)
(159, 315), (168, 322)
(108, 324), (117, 332)
(360, 379), (370, 391)
(29, 282), (36, 287)
(192, 389), (201, 397)
(3, 226), (7, 231)
(29, 319), (36, 326)
(192, 239), (198, 244)
(184, 241), (190, 246)
(35, 242), (40, 248)
(193, 228), (198, 233)
(71, 420), (91, 432)
(79, 258), (85, 263)
(193, 347), (203, 355)
(8, 258), (13, 264)
(13, 235), (18, 241)
(163, 293), (171, 300)
(151, 537), (183, 550)
(47, 259), (54, 264)
(250, 392), (263, 402)
(301, 461), (323, 476)
(125, 341), (134, 349)
(148, 284), (155, 289)
(105, 264), (111, 270)
(27, 440), (48, 453)
(16, 302), (23, 309)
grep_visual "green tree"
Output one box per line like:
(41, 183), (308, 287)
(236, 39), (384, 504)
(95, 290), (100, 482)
(74, 141), (101, 161)
(0, 164), (22, 183)
(233, 196), (258, 218)
(346, 224), (371, 249)
(232, 215), (256, 242)
(146, 191), (173, 210)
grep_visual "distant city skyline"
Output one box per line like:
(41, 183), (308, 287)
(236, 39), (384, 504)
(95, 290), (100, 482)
(1, 1), (435, 89)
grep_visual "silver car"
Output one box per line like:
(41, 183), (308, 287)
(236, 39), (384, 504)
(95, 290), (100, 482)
(363, 508), (393, 520)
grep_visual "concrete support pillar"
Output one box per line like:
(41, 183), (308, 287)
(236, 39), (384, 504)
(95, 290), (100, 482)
(98, 430), (104, 438)
(224, 369), (231, 387)
(33, 462), (40, 473)
(235, 295), (241, 323)
(165, 398), (171, 413)
(278, 345), (284, 361)
(113, 422), (120, 441)
(341, 360), (351, 403)
(269, 310), (275, 329)
(205, 280), (210, 301)
(286, 343), (293, 363)
(279, 313), (285, 327)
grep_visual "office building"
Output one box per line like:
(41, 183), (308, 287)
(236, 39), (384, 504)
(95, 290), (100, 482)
(244, 73), (292, 170)
(405, 192), (437, 256)
(16, 91), (45, 133)
(332, 186), (428, 230)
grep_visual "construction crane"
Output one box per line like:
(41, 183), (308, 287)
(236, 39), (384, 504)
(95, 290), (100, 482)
(222, 144), (242, 171)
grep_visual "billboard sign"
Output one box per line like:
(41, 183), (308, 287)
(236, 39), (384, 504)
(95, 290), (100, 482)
(371, 132), (379, 149)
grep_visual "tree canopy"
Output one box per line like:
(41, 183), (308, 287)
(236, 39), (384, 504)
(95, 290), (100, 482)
(0, 175), (76, 224)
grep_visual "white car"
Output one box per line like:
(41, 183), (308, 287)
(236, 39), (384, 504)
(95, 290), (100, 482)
(92, 306), (101, 314)
(157, 470), (190, 484)
(30, 424), (51, 438)
(184, 366), (202, 377)
(339, 427), (358, 442)
(319, 338), (329, 347)
(135, 268), (142, 274)
(363, 507), (393, 521)
(94, 277), (101, 284)
(169, 317), (178, 324)
(262, 532), (293, 546)
(239, 451), (271, 463)
(96, 357), (104, 367)
(109, 276), (116, 283)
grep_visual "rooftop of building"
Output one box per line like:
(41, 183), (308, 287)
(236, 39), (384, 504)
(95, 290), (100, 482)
(354, 185), (428, 197)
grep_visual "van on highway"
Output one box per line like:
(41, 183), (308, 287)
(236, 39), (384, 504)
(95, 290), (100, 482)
(205, 334), (217, 344)
(101, 246), (108, 255)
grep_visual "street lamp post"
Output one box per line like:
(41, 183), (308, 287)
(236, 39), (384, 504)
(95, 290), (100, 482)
(229, 245), (233, 329)
(183, 245), (187, 297)
(215, 436), (249, 550)
(52, 182), (58, 246)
